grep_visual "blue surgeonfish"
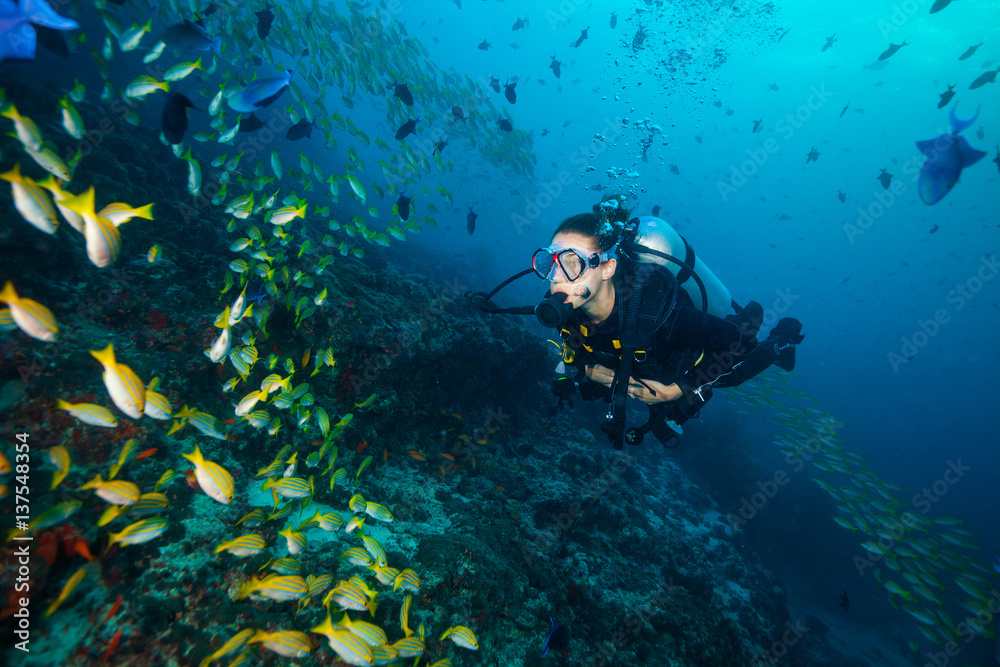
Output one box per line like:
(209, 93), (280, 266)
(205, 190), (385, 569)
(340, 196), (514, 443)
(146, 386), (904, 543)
(227, 71), (293, 113)
(0, 0), (79, 61)
(916, 104), (987, 205)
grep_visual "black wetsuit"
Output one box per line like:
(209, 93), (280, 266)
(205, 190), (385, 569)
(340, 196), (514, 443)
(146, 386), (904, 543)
(558, 263), (781, 432)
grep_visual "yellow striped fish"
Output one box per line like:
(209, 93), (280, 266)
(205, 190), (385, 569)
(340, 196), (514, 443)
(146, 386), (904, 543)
(0, 282), (58, 342)
(310, 614), (374, 666)
(127, 493), (170, 516)
(90, 343), (145, 419)
(237, 574), (308, 601)
(108, 438), (138, 479)
(48, 446), (70, 489)
(0, 163), (59, 233)
(182, 445), (234, 505)
(278, 526), (307, 555)
(215, 534), (267, 557)
(62, 187), (123, 268)
(392, 636), (425, 658)
(44, 567), (87, 617)
(56, 399), (117, 427)
(79, 474), (140, 505)
(393, 569), (420, 594)
(1, 104), (43, 150)
(108, 517), (169, 546)
(440, 625), (478, 650)
(246, 630), (312, 658)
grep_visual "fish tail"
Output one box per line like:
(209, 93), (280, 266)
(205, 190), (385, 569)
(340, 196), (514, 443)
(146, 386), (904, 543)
(134, 203), (155, 219)
(949, 103), (980, 134)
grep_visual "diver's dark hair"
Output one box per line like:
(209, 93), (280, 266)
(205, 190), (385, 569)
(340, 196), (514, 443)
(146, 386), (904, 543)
(552, 213), (621, 253)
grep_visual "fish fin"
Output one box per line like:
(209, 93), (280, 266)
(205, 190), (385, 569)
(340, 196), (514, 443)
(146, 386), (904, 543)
(22, 0), (78, 30)
(955, 136), (987, 167)
(133, 203), (155, 219)
(915, 139), (939, 157)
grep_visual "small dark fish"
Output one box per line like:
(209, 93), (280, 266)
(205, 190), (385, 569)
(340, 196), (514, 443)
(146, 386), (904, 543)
(245, 279), (267, 306)
(478, 39), (490, 51)
(453, 0), (461, 7)
(252, 54), (263, 66)
(541, 617), (569, 658)
(840, 102), (850, 117)
(239, 112), (264, 133)
(930, 0), (955, 12)
(855, 108), (867, 114)
(713, 100), (722, 108)
(837, 190), (846, 203)
(969, 69), (999, 90)
(822, 34), (837, 52)
(651, 205), (661, 216)
(994, 145), (1000, 172)
(504, 81), (516, 104)
(395, 118), (419, 140)
(549, 55), (562, 78)
(976, 126), (985, 140)
(490, 76), (501, 93)
(767, 82), (779, 91)
(498, 118), (512, 132)
(959, 42), (984, 61)
(779, 213), (791, 220)
(256, 5), (275, 41)
(725, 107), (734, 116)
(396, 194), (412, 221)
(806, 147), (819, 163)
(301, 48), (308, 57)
(839, 590), (850, 612)
(434, 139), (447, 155)
(512, 16), (528, 31)
(877, 168), (893, 189)
(878, 40), (910, 61)
(452, 106), (465, 122)
(929, 224), (939, 234)
(202, 2), (221, 17)
(571, 26), (589, 48)
(33, 26), (69, 58)
(393, 82), (414, 106)
(669, 164), (679, 175)
(541, 128), (550, 137)
(694, 135), (702, 144)
(285, 118), (314, 141)
(752, 118), (763, 133)
(777, 28), (791, 42)
(874, 80), (886, 87)
(510, 42), (519, 50)
(589, 183), (604, 191)
(467, 207), (478, 235)
(161, 93), (196, 145)
(610, 12), (617, 29)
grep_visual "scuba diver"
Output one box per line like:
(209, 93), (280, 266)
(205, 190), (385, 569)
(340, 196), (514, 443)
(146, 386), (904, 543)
(472, 194), (804, 449)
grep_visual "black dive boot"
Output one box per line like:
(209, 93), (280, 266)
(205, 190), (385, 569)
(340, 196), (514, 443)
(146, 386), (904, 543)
(765, 317), (804, 371)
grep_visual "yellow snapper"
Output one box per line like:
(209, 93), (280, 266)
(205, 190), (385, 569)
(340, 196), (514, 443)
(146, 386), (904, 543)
(55, 398), (117, 427)
(79, 474), (140, 505)
(37, 175), (84, 233)
(60, 187), (125, 268)
(108, 517), (169, 546)
(182, 445), (234, 504)
(310, 614), (374, 666)
(246, 630), (312, 658)
(207, 306), (232, 363)
(99, 202), (154, 226)
(90, 343), (145, 419)
(0, 282), (58, 341)
(0, 104), (43, 151)
(0, 163), (59, 234)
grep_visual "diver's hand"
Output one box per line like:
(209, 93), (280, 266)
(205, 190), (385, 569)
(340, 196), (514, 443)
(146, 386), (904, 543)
(585, 365), (682, 405)
(627, 378), (682, 404)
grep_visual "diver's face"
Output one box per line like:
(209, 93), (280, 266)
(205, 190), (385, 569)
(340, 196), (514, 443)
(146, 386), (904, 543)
(547, 232), (616, 308)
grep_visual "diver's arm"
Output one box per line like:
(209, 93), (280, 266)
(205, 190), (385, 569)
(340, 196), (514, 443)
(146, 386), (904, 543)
(584, 364), (683, 404)
(666, 305), (756, 353)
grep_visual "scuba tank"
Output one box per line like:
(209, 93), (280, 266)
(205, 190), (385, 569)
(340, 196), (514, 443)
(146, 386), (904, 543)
(630, 216), (733, 319)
